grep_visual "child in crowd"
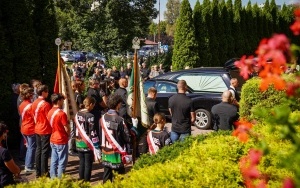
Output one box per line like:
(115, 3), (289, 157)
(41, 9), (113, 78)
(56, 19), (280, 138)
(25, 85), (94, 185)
(147, 113), (172, 155)
(18, 85), (36, 172)
(74, 97), (101, 182)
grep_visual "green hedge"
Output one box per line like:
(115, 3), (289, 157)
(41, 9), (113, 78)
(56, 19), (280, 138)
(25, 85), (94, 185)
(133, 131), (231, 170)
(239, 76), (300, 122)
(8, 124), (295, 187)
(97, 124), (294, 188)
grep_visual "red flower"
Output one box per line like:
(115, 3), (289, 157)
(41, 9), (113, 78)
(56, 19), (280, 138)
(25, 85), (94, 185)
(248, 149), (263, 165)
(283, 178), (295, 188)
(290, 21), (300, 36)
(256, 180), (268, 188)
(259, 75), (286, 91)
(234, 56), (255, 80)
(286, 76), (300, 97)
(239, 149), (268, 188)
(233, 120), (253, 143)
(294, 8), (300, 17)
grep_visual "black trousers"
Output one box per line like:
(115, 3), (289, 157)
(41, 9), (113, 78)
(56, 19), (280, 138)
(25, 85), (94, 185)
(78, 151), (94, 181)
(103, 166), (125, 183)
(35, 134), (50, 177)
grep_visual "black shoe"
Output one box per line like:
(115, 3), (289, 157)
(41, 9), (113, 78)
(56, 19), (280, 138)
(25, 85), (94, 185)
(68, 151), (78, 156)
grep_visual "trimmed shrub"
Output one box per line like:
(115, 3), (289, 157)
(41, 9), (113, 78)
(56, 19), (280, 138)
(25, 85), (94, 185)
(7, 176), (91, 188)
(134, 131), (231, 170)
(7, 124), (295, 187)
(97, 124), (294, 188)
(239, 76), (300, 121)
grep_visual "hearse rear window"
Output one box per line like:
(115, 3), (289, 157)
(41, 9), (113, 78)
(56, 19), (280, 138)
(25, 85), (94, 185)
(176, 74), (228, 92)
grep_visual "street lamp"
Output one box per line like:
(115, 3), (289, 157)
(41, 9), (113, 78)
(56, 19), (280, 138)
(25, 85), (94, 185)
(158, 0), (160, 43)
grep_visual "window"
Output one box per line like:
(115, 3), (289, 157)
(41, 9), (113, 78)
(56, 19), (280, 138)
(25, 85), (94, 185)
(143, 80), (155, 94)
(176, 74), (228, 92)
(156, 82), (177, 93)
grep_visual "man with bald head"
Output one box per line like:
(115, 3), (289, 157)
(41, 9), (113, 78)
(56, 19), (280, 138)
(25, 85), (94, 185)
(114, 78), (129, 119)
(168, 80), (195, 142)
(211, 90), (239, 131)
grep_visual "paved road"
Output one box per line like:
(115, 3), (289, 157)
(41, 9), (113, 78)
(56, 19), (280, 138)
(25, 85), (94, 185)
(165, 122), (214, 136)
(13, 124), (213, 185)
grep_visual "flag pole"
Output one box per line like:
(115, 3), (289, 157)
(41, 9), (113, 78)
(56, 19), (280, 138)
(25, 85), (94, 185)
(58, 46), (62, 93)
(55, 38), (62, 93)
(131, 37), (140, 164)
(132, 48), (138, 118)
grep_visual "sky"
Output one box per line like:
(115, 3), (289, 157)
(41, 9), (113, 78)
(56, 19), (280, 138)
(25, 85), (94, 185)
(154, 0), (290, 22)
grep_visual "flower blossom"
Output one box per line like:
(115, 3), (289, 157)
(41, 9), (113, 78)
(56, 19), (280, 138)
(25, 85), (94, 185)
(239, 149), (268, 188)
(290, 8), (300, 35)
(286, 76), (300, 97)
(236, 34), (290, 91)
(283, 178), (295, 188)
(232, 120), (253, 143)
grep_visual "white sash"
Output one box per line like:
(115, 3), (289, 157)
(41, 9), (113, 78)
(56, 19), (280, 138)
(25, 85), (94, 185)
(21, 103), (32, 120)
(148, 131), (159, 155)
(34, 100), (45, 123)
(49, 109), (60, 127)
(101, 117), (127, 155)
(74, 113), (101, 161)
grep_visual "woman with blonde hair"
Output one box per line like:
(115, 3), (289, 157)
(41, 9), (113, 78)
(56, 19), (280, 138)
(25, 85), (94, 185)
(147, 113), (172, 155)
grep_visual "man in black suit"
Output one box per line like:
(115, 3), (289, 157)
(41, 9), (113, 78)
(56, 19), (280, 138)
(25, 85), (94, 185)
(211, 90), (239, 131)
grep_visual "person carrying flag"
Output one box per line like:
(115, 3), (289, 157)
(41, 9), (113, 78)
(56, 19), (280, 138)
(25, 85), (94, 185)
(74, 96), (101, 182)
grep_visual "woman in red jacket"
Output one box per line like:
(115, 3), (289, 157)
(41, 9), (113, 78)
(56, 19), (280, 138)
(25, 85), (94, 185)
(18, 84), (36, 172)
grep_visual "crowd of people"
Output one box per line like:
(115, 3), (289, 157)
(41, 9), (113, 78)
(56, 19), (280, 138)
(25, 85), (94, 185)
(0, 59), (173, 186)
(0, 58), (245, 187)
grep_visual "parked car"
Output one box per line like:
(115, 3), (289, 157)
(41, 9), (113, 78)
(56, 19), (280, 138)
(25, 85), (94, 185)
(94, 53), (106, 62)
(60, 51), (75, 62)
(144, 67), (232, 130)
(86, 52), (95, 61)
(73, 51), (86, 62)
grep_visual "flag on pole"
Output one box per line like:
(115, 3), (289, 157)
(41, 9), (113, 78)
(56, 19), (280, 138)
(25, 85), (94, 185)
(127, 65), (150, 128)
(53, 57), (78, 119)
(53, 68), (60, 94)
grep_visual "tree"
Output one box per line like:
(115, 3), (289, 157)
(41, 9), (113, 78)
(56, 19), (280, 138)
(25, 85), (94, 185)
(225, 0), (236, 58)
(31, 0), (59, 90)
(270, 0), (279, 32)
(0, 0), (40, 83)
(54, 0), (157, 54)
(172, 0), (199, 70)
(212, 0), (224, 66)
(164, 0), (181, 36)
(132, 0), (158, 37)
(202, 0), (211, 15)
(263, 0), (272, 37)
(193, 0), (209, 67)
(233, 0), (245, 57)
(246, 1), (258, 53)
(148, 21), (167, 42)
(0, 7), (13, 120)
